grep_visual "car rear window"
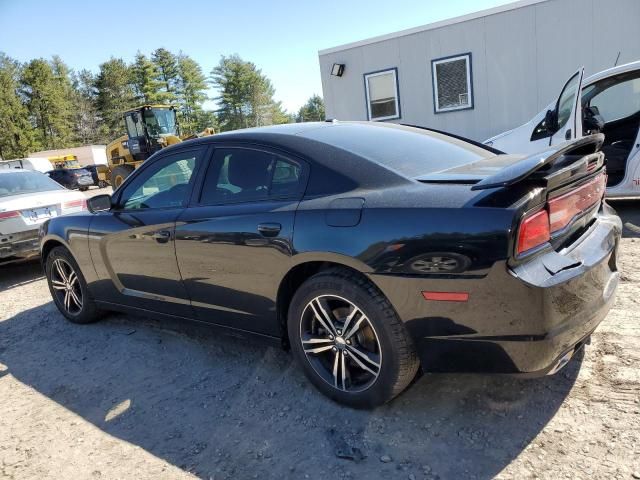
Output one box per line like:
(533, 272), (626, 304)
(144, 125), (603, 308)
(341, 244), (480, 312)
(301, 123), (495, 178)
(0, 171), (64, 197)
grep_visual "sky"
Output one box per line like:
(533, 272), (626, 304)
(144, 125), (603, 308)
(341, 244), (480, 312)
(0, 0), (515, 113)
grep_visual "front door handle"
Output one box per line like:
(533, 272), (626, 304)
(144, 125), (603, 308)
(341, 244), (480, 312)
(257, 223), (281, 237)
(152, 230), (171, 243)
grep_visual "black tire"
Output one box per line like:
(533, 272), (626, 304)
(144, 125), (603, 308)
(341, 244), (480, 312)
(111, 164), (135, 189)
(288, 268), (419, 408)
(79, 186), (88, 192)
(45, 246), (102, 324)
(98, 180), (108, 189)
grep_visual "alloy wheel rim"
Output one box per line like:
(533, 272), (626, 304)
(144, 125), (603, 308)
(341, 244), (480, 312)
(50, 258), (83, 315)
(300, 294), (382, 393)
(411, 256), (459, 272)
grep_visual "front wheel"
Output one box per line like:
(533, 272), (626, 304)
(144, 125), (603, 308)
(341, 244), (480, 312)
(111, 164), (135, 189)
(288, 269), (419, 408)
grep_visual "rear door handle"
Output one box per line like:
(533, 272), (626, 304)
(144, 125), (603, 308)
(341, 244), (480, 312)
(152, 230), (171, 243)
(257, 223), (281, 237)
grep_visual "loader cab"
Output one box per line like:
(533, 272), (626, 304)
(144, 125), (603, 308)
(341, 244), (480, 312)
(124, 106), (180, 161)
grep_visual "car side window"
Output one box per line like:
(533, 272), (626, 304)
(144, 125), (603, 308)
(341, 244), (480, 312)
(118, 150), (201, 210)
(199, 148), (303, 205)
(589, 77), (640, 123)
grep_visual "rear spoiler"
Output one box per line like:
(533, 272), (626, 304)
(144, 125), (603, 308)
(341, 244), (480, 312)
(470, 134), (604, 190)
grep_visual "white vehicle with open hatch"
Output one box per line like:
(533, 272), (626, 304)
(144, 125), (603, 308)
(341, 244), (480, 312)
(485, 61), (640, 199)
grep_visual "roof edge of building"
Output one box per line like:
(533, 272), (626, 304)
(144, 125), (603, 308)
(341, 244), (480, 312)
(318, 0), (549, 56)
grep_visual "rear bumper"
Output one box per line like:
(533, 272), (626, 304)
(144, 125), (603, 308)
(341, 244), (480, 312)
(0, 229), (40, 260)
(369, 205), (622, 375)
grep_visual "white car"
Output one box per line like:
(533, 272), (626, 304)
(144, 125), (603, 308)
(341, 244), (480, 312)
(485, 61), (640, 199)
(0, 169), (86, 262)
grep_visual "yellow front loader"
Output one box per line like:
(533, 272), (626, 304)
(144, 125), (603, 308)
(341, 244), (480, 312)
(101, 105), (214, 188)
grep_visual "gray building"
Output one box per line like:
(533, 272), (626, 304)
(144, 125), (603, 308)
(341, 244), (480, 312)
(318, 0), (640, 142)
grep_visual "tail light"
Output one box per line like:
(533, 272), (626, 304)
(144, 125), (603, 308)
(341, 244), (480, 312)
(517, 209), (550, 255)
(0, 210), (20, 221)
(516, 173), (605, 256)
(548, 174), (606, 232)
(62, 199), (87, 210)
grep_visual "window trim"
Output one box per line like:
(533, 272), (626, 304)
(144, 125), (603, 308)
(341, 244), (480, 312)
(113, 146), (205, 212)
(193, 145), (308, 207)
(431, 53), (474, 114)
(363, 68), (401, 121)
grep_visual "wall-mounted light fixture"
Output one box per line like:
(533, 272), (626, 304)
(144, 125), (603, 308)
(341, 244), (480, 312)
(331, 63), (345, 77)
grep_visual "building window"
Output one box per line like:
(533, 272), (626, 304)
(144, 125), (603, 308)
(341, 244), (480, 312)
(431, 53), (473, 113)
(364, 68), (400, 121)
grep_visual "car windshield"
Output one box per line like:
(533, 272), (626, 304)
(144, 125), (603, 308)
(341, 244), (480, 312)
(143, 108), (178, 136)
(0, 171), (65, 197)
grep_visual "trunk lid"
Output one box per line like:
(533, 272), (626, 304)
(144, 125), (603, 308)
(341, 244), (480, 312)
(418, 134), (607, 259)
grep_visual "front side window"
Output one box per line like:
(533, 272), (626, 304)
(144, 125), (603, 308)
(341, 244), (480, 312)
(432, 53), (473, 113)
(200, 148), (303, 205)
(125, 113), (145, 138)
(590, 77), (640, 122)
(120, 150), (200, 210)
(555, 71), (581, 131)
(364, 69), (400, 121)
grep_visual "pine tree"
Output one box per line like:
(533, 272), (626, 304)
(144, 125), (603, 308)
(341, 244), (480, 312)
(0, 53), (38, 159)
(297, 94), (325, 122)
(151, 48), (179, 103)
(21, 57), (74, 149)
(131, 52), (163, 104)
(95, 57), (136, 141)
(211, 55), (290, 131)
(176, 53), (208, 134)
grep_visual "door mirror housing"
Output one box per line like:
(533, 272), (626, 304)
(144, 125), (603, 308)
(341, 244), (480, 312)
(544, 109), (558, 134)
(87, 194), (112, 213)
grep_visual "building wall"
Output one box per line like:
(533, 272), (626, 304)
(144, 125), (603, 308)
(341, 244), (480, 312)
(319, 0), (640, 141)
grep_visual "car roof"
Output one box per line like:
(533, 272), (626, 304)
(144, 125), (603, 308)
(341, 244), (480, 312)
(584, 60), (640, 86)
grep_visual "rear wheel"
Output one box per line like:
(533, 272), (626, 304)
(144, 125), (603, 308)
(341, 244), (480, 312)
(111, 164), (135, 189)
(45, 246), (101, 324)
(288, 269), (419, 408)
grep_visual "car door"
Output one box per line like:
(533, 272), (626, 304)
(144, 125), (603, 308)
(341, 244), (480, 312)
(88, 147), (205, 317)
(550, 68), (584, 145)
(174, 145), (307, 336)
(499, 68), (586, 155)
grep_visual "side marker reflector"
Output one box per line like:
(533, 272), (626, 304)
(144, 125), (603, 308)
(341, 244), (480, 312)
(422, 291), (469, 302)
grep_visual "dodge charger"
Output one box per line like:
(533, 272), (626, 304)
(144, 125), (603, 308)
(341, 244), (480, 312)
(39, 121), (621, 407)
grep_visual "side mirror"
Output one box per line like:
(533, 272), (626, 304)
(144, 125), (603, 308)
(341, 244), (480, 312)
(544, 109), (558, 134)
(87, 194), (112, 213)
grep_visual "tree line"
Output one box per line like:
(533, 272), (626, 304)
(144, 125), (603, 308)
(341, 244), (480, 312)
(0, 49), (325, 160)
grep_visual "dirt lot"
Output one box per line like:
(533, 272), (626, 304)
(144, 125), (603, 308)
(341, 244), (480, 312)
(0, 198), (639, 480)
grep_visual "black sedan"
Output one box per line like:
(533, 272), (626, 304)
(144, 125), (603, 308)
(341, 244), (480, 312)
(39, 122), (621, 407)
(46, 167), (94, 191)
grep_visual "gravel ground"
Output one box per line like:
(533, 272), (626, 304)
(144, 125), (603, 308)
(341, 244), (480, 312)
(0, 199), (638, 480)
